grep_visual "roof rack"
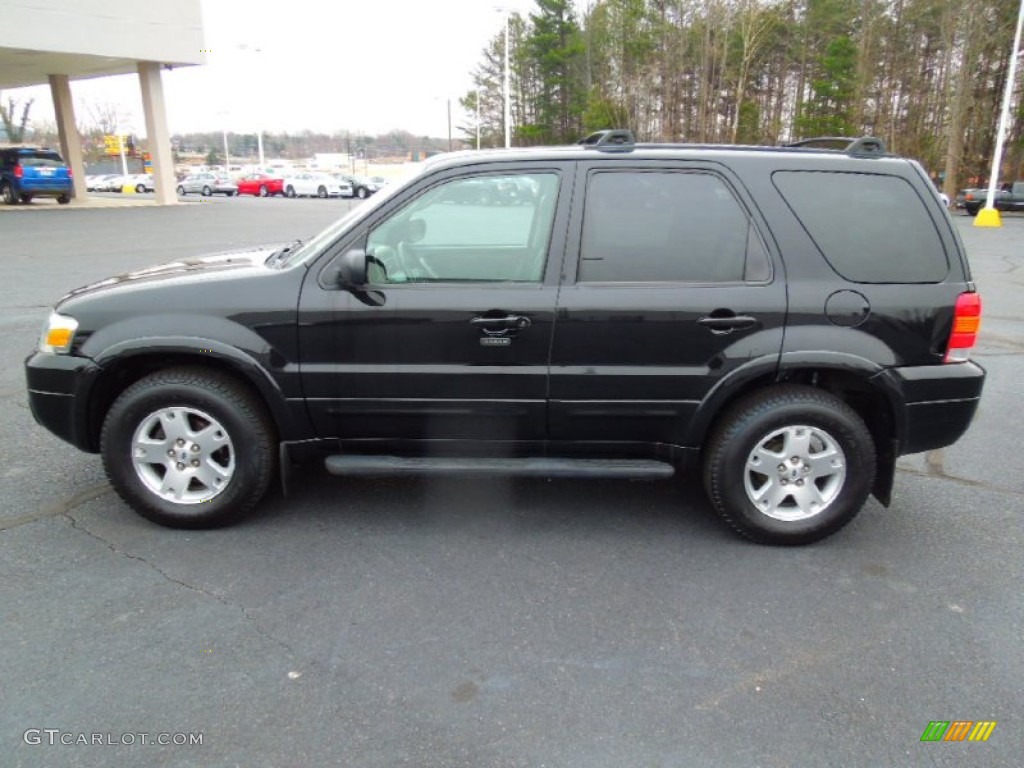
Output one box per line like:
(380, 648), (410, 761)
(783, 136), (887, 157)
(578, 129), (636, 152)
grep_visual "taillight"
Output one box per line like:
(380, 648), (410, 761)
(964, 193), (974, 201)
(945, 292), (982, 362)
(14, 164), (23, 178)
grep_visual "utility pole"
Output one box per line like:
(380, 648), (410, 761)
(503, 9), (511, 148)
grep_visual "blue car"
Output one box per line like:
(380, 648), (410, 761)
(1, 147), (73, 205)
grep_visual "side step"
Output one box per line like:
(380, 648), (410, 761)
(324, 455), (675, 480)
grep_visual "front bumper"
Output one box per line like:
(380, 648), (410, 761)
(875, 361), (986, 456)
(25, 352), (102, 452)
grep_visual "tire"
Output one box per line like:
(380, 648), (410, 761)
(177, 185), (186, 196)
(202, 185), (212, 196)
(703, 385), (875, 545)
(356, 187), (368, 199)
(136, 185), (146, 194)
(1, 182), (16, 205)
(57, 194), (71, 205)
(258, 185), (269, 197)
(966, 205), (979, 217)
(317, 186), (327, 198)
(286, 186), (296, 198)
(100, 367), (275, 529)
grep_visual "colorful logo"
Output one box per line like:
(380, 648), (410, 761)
(920, 721), (997, 742)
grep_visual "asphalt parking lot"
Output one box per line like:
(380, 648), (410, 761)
(1, 197), (1021, 767)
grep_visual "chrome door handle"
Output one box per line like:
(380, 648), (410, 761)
(470, 315), (531, 334)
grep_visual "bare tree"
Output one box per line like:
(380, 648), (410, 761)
(0, 93), (34, 143)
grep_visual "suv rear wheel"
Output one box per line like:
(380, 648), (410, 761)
(1, 182), (16, 205)
(703, 385), (876, 545)
(101, 368), (275, 528)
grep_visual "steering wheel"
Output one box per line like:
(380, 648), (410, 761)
(396, 240), (438, 281)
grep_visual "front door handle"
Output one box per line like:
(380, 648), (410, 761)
(470, 315), (532, 335)
(697, 313), (758, 334)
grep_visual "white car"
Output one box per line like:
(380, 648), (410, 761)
(86, 174), (114, 191)
(122, 174), (155, 193)
(282, 172), (350, 198)
(94, 174), (129, 192)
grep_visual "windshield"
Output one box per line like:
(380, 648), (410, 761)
(272, 164), (426, 267)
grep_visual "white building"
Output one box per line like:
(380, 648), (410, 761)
(0, 0), (206, 204)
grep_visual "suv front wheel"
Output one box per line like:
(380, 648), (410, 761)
(100, 368), (275, 528)
(703, 386), (876, 545)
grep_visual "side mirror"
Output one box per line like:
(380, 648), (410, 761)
(337, 248), (368, 287)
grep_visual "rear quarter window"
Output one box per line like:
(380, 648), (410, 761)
(772, 170), (948, 283)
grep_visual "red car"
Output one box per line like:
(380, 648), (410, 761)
(236, 173), (285, 197)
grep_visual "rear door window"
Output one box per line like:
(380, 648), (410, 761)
(577, 170), (766, 283)
(772, 171), (948, 283)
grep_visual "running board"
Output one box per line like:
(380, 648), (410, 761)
(324, 455), (675, 479)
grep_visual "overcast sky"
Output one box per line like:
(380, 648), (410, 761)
(10, 0), (542, 138)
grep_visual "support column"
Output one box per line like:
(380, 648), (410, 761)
(137, 61), (177, 205)
(48, 75), (88, 202)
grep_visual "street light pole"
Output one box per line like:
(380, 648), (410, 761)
(447, 98), (453, 152)
(223, 128), (230, 175)
(975, 0), (1024, 228)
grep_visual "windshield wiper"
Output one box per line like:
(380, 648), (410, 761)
(266, 239), (303, 267)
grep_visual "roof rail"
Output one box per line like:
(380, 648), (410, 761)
(784, 136), (888, 157)
(578, 129), (636, 151)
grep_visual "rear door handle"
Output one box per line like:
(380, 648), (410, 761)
(471, 315), (531, 334)
(697, 314), (758, 334)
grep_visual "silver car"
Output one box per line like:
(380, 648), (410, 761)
(176, 172), (237, 197)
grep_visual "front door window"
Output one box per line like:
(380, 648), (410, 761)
(365, 173), (559, 284)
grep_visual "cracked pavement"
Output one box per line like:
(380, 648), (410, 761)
(1, 200), (1020, 767)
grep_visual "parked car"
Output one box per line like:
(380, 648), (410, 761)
(122, 174), (154, 193)
(435, 177), (504, 205)
(176, 172), (237, 196)
(962, 181), (1024, 216)
(0, 146), (72, 204)
(283, 172), (349, 198)
(25, 130), (985, 545)
(336, 174), (379, 199)
(86, 174), (117, 192)
(236, 173), (285, 197)
(956, 188), (985, 211)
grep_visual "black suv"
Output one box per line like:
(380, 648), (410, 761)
(25, 131), (985, 544)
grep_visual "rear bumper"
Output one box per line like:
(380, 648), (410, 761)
(874, 361), (985, 455)
(25, 352), (102, 452)
(18, 180), (72, 197)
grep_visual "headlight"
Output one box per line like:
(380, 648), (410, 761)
(39, 312), (79, 354)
